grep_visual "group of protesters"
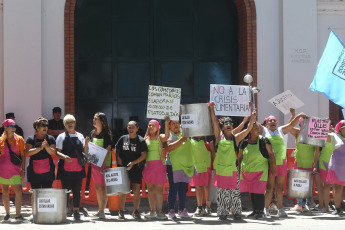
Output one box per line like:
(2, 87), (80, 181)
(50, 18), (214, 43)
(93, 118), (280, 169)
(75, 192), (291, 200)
(1, 102), (345, 223)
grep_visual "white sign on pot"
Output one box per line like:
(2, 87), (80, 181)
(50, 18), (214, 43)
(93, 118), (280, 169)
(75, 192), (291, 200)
(181, 114), (197, 128)
(37, 197), (57, 212)
(210, 84), (251, 117)
(292, 178), (309, 192)
(105, 170), (123, 186)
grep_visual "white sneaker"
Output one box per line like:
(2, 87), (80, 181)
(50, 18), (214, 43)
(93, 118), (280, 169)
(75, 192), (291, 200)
(263, 208), (271, 218)
(278, 209), (288, 217)
(308, 203), (316, 209)
(290, 204), (303, 212)
(304, 205), (311, 212)
(144, 211), (157, 219)
(156, 212), (168, 220)
(269, 203), (278, 212)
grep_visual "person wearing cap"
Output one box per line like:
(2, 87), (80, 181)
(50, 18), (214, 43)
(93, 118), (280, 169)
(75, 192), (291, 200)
(0, 119), (26, 221)
(48, 107), (65, 139)
(0, 113), (24, 138)
(258, 110), (305, 217)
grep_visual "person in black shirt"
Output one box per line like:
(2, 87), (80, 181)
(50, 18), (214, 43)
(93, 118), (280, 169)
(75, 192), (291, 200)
(48, 107), (65, 139)
(0, 112), (24, 138)
(116, 121), (148, 220)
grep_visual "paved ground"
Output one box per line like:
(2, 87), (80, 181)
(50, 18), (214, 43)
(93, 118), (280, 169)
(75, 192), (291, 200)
(1, 192), (345, 230)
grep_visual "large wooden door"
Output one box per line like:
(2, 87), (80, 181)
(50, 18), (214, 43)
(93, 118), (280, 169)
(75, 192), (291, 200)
(75, 0), (238, 141)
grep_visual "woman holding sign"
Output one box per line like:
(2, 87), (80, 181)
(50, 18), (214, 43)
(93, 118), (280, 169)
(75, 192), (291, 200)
(0, 119), (26, 221)
(142, 117), (170, 219)
(84, 112), (112, 219)
(55, 114), (86, 221)
(326, 120), (345, 215)
(289, 117), (320, 212)
(210, 101), (255, 220)
(260, 110), (305, 217)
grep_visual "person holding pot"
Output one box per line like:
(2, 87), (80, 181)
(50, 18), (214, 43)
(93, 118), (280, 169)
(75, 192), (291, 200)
(210, 102), (255, 220)
(164, 119), (195, 219)
(56, 114), (86, 221)
(190, 136), (213, 216)
(260, 110), (305, 217)
(289, 116), (320, 212)
(142, 117), (170, 219)
(326, 120), (345, 215)
(0, 119), (26, 221)
(116, 120), (148, 220)
(84, 112), (112, 219)
(238, 122), (276, 219)
(26, 117), (56, 189)
(316, 123), (334, 213)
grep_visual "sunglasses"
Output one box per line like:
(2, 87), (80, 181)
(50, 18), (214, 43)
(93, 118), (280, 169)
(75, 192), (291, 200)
(40, 124), (48, 128)
(8, 125), (16, 129)
(223, 121), (233, 126)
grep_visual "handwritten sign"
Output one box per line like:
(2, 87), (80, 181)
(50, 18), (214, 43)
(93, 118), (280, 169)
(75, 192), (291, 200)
(181, 114), (197, 128)
(105, 170), (123, 186)
(307, 118), (330, 140)
(87, 142), (108, 167)
(37, 198), (57, 212)
(210, 84), (250, 117)
(147, 85), (181, 120)
(292, 178), (310, 192)
(269, 90), (304, 115)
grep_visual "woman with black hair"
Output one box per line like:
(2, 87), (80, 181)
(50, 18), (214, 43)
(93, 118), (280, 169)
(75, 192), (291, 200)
(84, 112), (113, 219)
(210, 101), (255, 220)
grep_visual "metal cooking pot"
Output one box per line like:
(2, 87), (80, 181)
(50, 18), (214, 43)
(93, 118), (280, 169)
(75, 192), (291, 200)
(299, 116), (327, 147)
(104, 167), (130, 195)
(286, 169), (313, 199)
(180, 103), (214, 137)
(32, 188), (67, 224)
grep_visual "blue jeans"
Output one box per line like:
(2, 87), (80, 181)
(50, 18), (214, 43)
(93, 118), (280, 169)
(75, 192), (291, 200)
(167, 165), (188, 211)
(297, 198), (311, 207)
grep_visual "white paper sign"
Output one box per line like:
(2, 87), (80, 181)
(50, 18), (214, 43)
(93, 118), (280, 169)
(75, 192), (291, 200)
(269, 90), (304, 115)
(181, 114), (197, 128)
(37, 197), (57, 212)
(292, 178), (310, 192)
(105, 170), (123, 186)
(87, 142), (108, 167)
(342, 109), (345, 119)
(210, 84), (251, 117)
(147, 85), (181, 120)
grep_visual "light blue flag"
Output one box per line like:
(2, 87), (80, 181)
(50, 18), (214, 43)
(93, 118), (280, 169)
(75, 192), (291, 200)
(310, 29), (345, 108)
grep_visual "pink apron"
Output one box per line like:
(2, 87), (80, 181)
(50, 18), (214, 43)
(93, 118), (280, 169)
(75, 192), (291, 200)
(0, 136), (21, 179)
(64, 157), (83, 172)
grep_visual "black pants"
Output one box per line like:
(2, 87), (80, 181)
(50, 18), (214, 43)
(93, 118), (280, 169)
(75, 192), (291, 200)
(30, 181), (53, 189)
(61, 179), (83, 208)
(251, 193), (265, 213)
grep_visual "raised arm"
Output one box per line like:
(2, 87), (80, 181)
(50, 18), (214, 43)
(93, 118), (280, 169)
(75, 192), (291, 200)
(160, 116), (171, 143)
(209, 102), (221, 145)
(287, 108), (296, 124)
(164, 137), (188, 152)
(234, 109), (256, 146)
(232, 116), (249, 135)
(281, 112), (306, 135)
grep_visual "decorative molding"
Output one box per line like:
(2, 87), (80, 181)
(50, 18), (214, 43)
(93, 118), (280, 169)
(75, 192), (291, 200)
(318, 1), (345, 15)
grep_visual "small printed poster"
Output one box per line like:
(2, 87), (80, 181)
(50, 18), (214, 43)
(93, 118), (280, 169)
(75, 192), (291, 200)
(105, 170), (123, 186)
(87, 142), (108, 167)
(37, 197), (57, 212)
(292, 178), (310, 192)
(181, 114), (197, 128)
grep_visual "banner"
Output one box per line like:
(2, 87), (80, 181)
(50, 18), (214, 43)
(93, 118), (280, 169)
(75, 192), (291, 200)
(147, 85), (181, 120)
(307, 118), (330, 140)
(210, 84), (250, 117)
(268, 90), (304, 115)
(310, 29), (345, 108)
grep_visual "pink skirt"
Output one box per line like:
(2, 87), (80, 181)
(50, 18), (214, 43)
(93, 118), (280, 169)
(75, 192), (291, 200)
(269, 159), (287, 177)
(190, 168), (211, 187)
(91, 164), (110, 186)
(142, 160), (167, 185)
(326, 169), (345, 185)
(240, 171), (266, 194)
(213, 170), (238, 189)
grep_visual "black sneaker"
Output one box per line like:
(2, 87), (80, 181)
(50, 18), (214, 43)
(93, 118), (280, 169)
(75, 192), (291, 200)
(74, 210), (81, 221)
(247, 211), (256, 218)
(254, 213), (263, 219)
(67, 208), (73, 217)
(118, 210), (125, 220)
(80, 206), (89, 217)
(3, 214), (10, 221)
(332, 208), (342, 215)
(15, 215), (25, 221)
(132, 210), (141, 220)
(233, 214), (242, 220)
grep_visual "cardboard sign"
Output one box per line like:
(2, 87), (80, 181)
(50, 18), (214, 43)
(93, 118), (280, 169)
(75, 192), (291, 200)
(292, 178), (310, 192)
(147, 85), (181, 120)
(269, 90), (304, 115)
(105, 170), (123, 186)
(307, 118), (330, 140)
(210, 84), (251, 117)
(37, 198), (57, 212)
(87, 142), (108, 167)
(181, 114), (197, 128)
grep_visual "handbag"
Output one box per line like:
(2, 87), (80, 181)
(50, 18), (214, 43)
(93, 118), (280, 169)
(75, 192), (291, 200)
(65, 132), (87, 166)
(5, 139), (22, 166)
